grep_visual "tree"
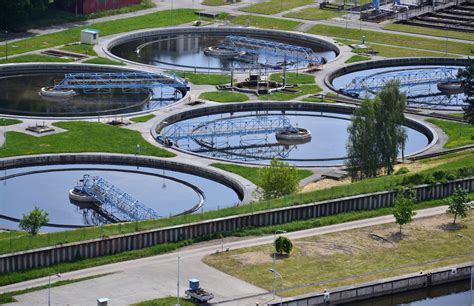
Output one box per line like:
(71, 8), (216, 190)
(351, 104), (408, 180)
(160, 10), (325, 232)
(393, 188), (416, 235)
(275, 236), (293, 255)
(258, 158), (299, 199)
(458, 58), (474, 124)
(447, 186), (470, 225)
(19, 207), (49, 235)
(346, 81), (407, 180)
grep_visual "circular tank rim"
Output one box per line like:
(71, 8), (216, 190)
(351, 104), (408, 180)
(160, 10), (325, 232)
(324, 57), (470, 111)
(0, 62), (190, 119)
(103, 26), (341, 72)
(0, 153), (251, 203)
(152, 101), (437, 167)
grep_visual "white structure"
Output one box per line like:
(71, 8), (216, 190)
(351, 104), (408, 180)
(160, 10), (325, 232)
(80, 29), (100, 45)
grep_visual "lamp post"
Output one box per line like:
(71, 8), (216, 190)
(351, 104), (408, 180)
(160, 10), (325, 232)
(269, 268), (283, 306)
(457, 234), (473, 306)
(48, 273), (61, 306)
(4, 31), (8, 61)
(272, 230), (287, 300)
(176, 252), (181, 306)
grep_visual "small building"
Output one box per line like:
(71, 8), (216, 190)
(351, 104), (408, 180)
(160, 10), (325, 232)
(80, 29), (100, 45)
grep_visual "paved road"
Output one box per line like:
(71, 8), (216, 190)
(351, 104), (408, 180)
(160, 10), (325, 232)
(3, 205), (448, 305)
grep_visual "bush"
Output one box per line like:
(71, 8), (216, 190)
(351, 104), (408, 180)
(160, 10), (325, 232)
(432, 170), (447, 182)
(395, 167), (410, 175)
(19, 207), (49, 235)
(258, 158), (300, 199)
(275, 236), (293, 255)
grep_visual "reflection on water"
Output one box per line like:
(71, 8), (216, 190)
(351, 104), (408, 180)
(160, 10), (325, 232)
(0, 74), (181, 116)
(164, 111), (429, 166)
(344, 280), (470, 306)
(0, 164), (240, 231)
(111, 34), (337, 71)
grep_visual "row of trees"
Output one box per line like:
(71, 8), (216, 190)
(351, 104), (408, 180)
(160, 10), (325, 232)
(459, 58), (474, 124)
(346, 80), (407, 180)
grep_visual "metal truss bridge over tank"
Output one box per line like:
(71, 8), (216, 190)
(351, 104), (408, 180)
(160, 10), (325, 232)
(77, 174), (160, 222)
(342, 68), (460, 96)
(159, 115), (299, 161)
(53, 72), (189, 94)
(221, 35), (323, 64)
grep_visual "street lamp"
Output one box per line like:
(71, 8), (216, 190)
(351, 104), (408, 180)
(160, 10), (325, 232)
(48, 273), (61, 306)
(4, 31), (8, 61)
(269, 268), (283, 306)
(457, 234), (473, 306)
(272, 230), (287, 300)
(176, 252), (181, 306)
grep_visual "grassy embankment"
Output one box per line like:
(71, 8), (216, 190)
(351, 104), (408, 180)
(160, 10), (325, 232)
(231, 15), (301, 31)
(284, 7), (344, 20)
(307, 25), (473, 57)
(384, 24), (474, 41)
(427, 119), (474, 148)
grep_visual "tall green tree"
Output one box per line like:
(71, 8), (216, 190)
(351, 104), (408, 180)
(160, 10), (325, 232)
(346, 80), (407, 180)
(258, 158), (299, 199)
(393, 188), (416, 235)
(19, 207), (49, 235)
(275, 236), (293, 255)
(458, 58), (474, 124)
(446, 186), (470, 225)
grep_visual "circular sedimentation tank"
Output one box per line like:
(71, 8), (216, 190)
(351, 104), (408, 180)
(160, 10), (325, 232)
(0, 64), (188, 117)
(0, 163), (242, 231)
(328, 58), (469, 110)
(107, 27), (339, 72)
(156, 103), (433, 167)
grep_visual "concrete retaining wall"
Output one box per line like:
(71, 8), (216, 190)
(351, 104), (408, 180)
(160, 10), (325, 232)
(0, 162), (472, 273)
(274, 263), (471, 306)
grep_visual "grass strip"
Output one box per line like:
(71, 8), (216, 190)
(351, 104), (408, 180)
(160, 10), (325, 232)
(231, 15), (300, 31)
(59, 44), (97, 56)
(0, 273), (114, 303)
(130, 114), (156, 123)
(345, 54), (371, 63)
(132, 297), (196, 306)
(426, 118), (474, 148)
(383, 24), (474, 42)
(0, 119), (22, 126)
(0, 121), (174, 158)
(0, 150), (472, 255)
(199, 91), (249, 103)
(284, 7), (344, 20)
(307, 25), (473, 56)
(258, 84), (322, 101)
(0, 54), (73, 64)
(211, 163), (313, 186)
(269, 72), (315, 84)
(240, 0), (313, 15)
(202, 0), (233, 5)
(82, 57), (125, 65)
(0, 9), (197, 58)
(173, 72), (232, 85)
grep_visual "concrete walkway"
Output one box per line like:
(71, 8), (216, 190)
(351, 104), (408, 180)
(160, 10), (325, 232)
(3, 205), (448, 305)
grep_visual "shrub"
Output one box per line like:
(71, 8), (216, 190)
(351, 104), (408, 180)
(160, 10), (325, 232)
(395, 167), (410, 175)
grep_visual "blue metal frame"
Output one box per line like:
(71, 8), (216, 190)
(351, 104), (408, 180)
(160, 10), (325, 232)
(54, 72), (189, 91)
(79, 174), (160, 222)
(221, 36), (323, 64)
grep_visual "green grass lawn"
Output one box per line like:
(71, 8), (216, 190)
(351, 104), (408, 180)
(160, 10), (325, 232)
(204, 212), (474, 297)
(130, 114), (156, 123)
(231, 15), (300, 31)
(284, 7), (344, 20)
(307, 25), (473, 56)
(82, 57), (125, 65)
(269, 72), (315, 84)
(0, 273), (113, 304)
(202, 0), (233, 5)
(0, 121), (174, 158)
(0, 54), (74, 64)
(59, 43), (97, 56)
(132, 297), (196, 306)
(211, 163), (313, 186)
(384, 24), (474, 42)
(426, 119), (474, 148)
(258, 85), (322, 101)
(303, 96), (336, 103)
(345, 54), (371, 63)
(173, 72), (232, 85)
(0, 9), (197, 58)
(240, 0), (313, 15)
(0, 118), (22, 126)
(199, 91), (249, 103)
